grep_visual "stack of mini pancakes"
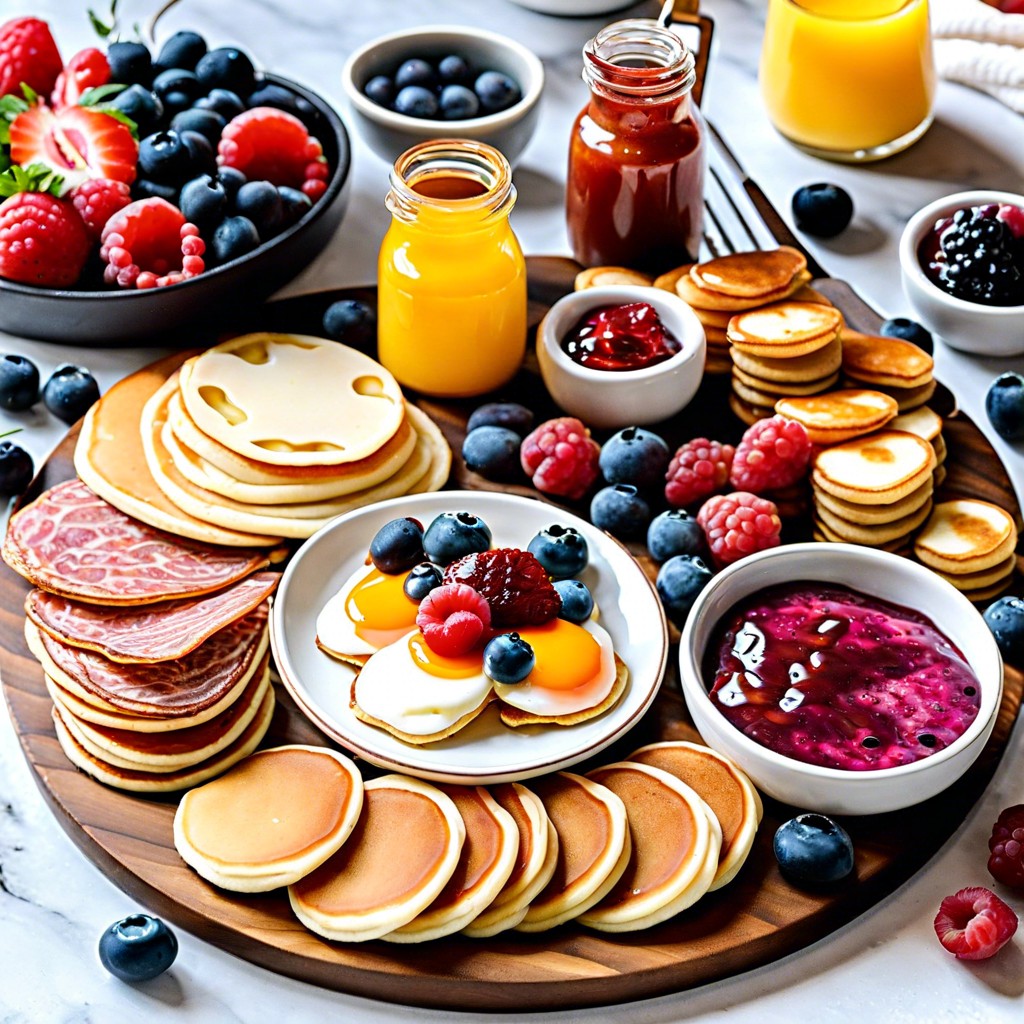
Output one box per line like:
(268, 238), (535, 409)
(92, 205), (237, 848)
(75, 333), (451, 547)
(891, 405), (948, 488)
(841, 332), (936, 413)
(172, 740), (762, 941)
(3, 478), (281, 792)
(914, 499), (1019, 603)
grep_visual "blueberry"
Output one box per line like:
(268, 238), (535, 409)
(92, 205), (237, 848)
(322, 300), (376, 346)
(647, 509), (706, 564)
(179, 175), (228, 231)
(462, 426), (522, 482)
(245, 81), (317, 125)
(791, 183), (854, 238)
(0, 441), (33, 495)
(98, 913), (178, 983)
(152, 67), (203, 102)
(364, 74), (395, 108)
(983, 595), (1024, 665)
(107, 41), (152, 85)
(394, 58), (436, 91)
(483, 632), (535, 684)
(194, 88), (245, 121)
(278, 186), (313, 227)
(195, 47), (256, 94)
(474, 70), (521, 113)
(155, 30), (207, 73)
(985, 372), (1024, 441)
(655, 553), (712, 627)
(599, 426), (670, 490)
(369, 517), (425, 574)
(404, 561), (444, 602)
(109, 84), (163, 134)
(158, 89), (193, 120)
(590, 484), (650, 539)
(0, 354), (39, 411)
(138, 130), (193, 184)
(527, 524), (589, 579)
(132, 178), (179, 203)
(879, 317), (933, 355)
(466, 402), (533, 438)
(234, 180), (284, 240)
(438, 54), (472, 85)
(773, 813), (855, 888)
(42, 365), (100, 425)
(170, 107), (225, 144)
(554, 579), (594, 624)
(210, 215), (261, 264)
(423, 511), (492, 565)
(394, 85), (438, 119)
(178, 130), (217, 178)
(439, 84), (479, 120)
(217, 166), (247, 201)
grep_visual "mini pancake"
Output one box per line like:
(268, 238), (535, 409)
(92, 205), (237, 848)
(385, 785), (519, 943)
(731, 336), (842, 383)
(629, 741), (762, 891)
(690, 246), (807, 298)
(934, 464), (948, 489)
(790, 284), (833, 305)
(288, 774), (464, 942)
(705, 352), (734, 376)
(174, 744), (363, 892)
(728, 392), (774, 427)
(52, 683), (274, 793)
(728, 301), (843, 353)
(913, 499), (1019, 574)
(732, 375), (837, 411)
(575, 266), (653, 289)
(891, 405), (943, 443)
(653, 265), (690, 293)
(963, 578), (1015, 604)
(844, 377), (937, 412)
(815, 497), (933, 545)
(812, 430), (937, 504)
(691, 305), (733, 330)
(178, 334), (405, 467)
(675, 265), (812, 312)
(516, 772), (630, 933)
(463, 782), (559, 938)
(933, 432), (947, 466)
(813, 475), (933, 526)
(841, 331), (934, 389)
(931, 552), (1017, 593)
(776, 390), (899, 444)
(733, 364), (839, 397)
(811, 522), (911, 555)
(577, 762), (720, 932)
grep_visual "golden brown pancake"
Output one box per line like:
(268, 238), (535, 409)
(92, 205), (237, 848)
(775, 389), (899, 444)
(813, 475), (934, 526)
(914, 499), (1019, 574)
(676, 265), (813, 312)
(691, 246), (807, 298)
(812, 430), (937, 504)
(815, 497), (934, 546)
(728, 301), (843, 354)
(841, 331), (934, 388)
(575, 266), (653, 290)
(731, 336), (842, 383)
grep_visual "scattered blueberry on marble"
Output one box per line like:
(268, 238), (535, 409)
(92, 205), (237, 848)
(985, 372), (1024, 441)
(322, 299), (377, 347)
(983, 595), (1024, 665)
(98, 913), (178, 983)
(0, 354), (40, 411)
(791, 183), (854, 238)
(879, 317), (934, 355)
(774, 813), (855, 888)
(42, 365), (100, 425)
(655, 553), (712, 627)
(590, 483), (650, 540)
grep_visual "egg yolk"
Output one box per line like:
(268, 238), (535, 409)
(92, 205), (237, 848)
(408, 632), (484, 678)
(346, 567), (418, 643)
(517, 620), (603, 691)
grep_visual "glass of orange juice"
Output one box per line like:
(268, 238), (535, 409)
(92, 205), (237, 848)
(759, 0), (936, 162)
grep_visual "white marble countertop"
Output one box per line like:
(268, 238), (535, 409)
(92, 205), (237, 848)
(1, 0), (1023, 1021)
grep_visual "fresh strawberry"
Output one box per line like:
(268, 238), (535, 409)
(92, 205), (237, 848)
(69, 178), (131, 239)
(52, 48), (110, 109)
(9, 104), (137, 194)
(0, 17), (63, 100)
(218, 106), (324, 188)
(0, 190), (91, 287)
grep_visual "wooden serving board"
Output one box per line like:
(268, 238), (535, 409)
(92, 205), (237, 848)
(1, 258), (1021, 1012)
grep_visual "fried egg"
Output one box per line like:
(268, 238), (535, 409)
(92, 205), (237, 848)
(316, 563), (419, 662)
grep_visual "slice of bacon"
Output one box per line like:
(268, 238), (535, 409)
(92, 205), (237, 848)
(3, 479), (277, 604)
(25, 571), (279, 664)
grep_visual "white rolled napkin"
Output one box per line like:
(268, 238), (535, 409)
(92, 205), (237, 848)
(932, 0), (1024, 113)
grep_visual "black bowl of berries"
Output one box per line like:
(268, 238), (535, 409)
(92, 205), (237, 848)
(0, 18), (351, 343)
(900, 190), (1024, 358)
(341, 25), (544, 167)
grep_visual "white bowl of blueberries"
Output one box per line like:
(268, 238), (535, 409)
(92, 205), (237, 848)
(341, 25), (544, 167)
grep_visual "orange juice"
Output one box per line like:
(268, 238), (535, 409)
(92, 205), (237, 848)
(760, 0), (935, 160)
(377, 140), (526, 398)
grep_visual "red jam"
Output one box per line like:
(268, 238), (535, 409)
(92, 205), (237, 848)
(561, 302), (681, 371)
(704, 583), (981, 772)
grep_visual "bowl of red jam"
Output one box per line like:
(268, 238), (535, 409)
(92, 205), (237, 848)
(537, 284), (706, 429)
(899, 189), (1024, 358)
(679, 543), (1003, 815)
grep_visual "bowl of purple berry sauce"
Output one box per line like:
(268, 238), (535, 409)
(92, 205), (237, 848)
(899, 190), (1024, 358)
(678, 543), (1003, 815)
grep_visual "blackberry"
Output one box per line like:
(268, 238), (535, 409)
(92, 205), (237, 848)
(937, 206), (1024, 307)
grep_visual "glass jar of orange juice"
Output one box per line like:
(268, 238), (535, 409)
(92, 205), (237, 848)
(377, 139), (527, 398)
(760, 0), (935, 162)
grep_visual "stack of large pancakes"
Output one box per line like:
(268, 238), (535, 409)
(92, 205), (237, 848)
(4, 478), (281, 792)
(75, 334), (451, 547)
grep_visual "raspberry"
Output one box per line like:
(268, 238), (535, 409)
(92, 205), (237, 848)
(697, 491), (782, 567)
(52, 47), (110, 108)
(416, 583), (491, 657)
(730, 415), (812, 493)
(988, 804), (1024, 891)
(69, 179), (131, 239)
(444, 548), (560, 626)
(0, 17), (63, 100)
(99, 199), (206, 289)
(0, 191), (90, 287)
(218, 107), (325, 189)
(998, 204), (1024, 240)
(665, 438), (735, 508)
(520, 417), (600, 501)
(933, 886), (1018, 960)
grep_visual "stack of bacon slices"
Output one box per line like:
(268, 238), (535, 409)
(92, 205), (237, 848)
(3, 478), (282, 792)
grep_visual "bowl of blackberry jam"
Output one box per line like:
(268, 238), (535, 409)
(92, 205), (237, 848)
(678, 543), (1003, 816)
(900, 190), (1024, 358)
(0, 25), (351, 343)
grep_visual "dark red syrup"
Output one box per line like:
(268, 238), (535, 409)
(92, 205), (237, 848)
(561, 302), (681, 371)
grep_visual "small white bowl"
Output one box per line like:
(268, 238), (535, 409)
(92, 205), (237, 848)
(899, 189), (1024, 358)
(536, 285), (706, 430)
(678, 543), (1003, 816)
(341, 25), (544, 167)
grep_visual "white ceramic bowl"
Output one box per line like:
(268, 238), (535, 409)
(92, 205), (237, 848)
(537, 285), (706, 430)
(899, 189), (1024, 358)
(341, 25), (544, 167)
(678, 543), (1003, 816)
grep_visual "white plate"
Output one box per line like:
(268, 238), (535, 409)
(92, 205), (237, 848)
(270, 491), (668, 784)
